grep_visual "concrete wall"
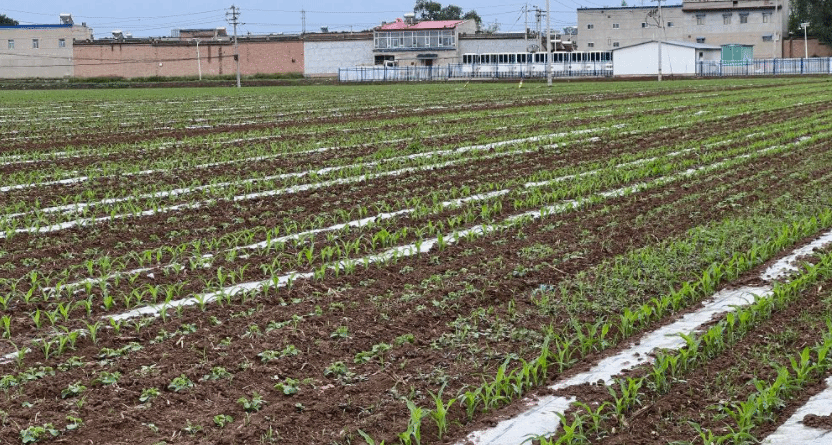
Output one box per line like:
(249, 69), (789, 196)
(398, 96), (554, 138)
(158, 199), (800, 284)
(301, 34), (535, 76)
(74, 39), (303, 78)
(0, 24), (92, 78)
(374, 49), (459, 67)
(304, 39), (373, 76)
(459, 37), (531, 54)
(784, 38), (832, 58)
(578, 0), (789, 58)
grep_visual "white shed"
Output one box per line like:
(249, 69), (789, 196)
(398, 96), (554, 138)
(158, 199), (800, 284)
(612, 40), (721, 77)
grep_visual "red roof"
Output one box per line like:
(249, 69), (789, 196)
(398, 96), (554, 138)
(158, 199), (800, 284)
(379, 18), (463, 31)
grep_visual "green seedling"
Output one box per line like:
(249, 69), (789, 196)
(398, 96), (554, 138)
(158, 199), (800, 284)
(237, 392), (267, 412)
(213, 414), (233, 428)
(167, 374), (194, 392)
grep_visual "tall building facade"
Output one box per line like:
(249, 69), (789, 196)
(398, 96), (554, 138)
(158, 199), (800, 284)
(577, 0), (788, 58)
(0, 15), (93, 78)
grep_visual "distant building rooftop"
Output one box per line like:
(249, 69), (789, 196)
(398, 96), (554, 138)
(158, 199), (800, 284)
(379, 19), (463, 31)
(0, 24), (74, 29)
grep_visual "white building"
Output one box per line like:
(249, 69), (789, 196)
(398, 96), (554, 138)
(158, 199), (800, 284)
(0, 14), (93, 78)
(372, 17), (478, 67)
(612, 40), (721, 76)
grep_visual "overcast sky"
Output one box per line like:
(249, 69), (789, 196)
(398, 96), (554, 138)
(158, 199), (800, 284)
(4, 0), (678, 38)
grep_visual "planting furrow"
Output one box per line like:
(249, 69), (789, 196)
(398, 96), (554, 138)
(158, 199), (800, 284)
(98, 131), (820, 322)
(462, 231), (832, 445)
(762, 376), (832, 444)
(5, 79), (832, 445)
(0, 128), (604, 221)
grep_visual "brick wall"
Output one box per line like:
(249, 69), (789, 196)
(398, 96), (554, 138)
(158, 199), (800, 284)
(74, 39), (303, 78)
(783, 38), (832, 58)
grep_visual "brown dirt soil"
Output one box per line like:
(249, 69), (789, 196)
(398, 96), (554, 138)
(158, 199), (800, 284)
(2, 79), (832, 445)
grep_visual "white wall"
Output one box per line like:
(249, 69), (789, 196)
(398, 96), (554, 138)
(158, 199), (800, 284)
(614, 43), (710, 76)
(303, 40), (373, 76)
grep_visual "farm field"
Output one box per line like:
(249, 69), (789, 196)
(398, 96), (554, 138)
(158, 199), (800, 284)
(1, 78), (832, 445)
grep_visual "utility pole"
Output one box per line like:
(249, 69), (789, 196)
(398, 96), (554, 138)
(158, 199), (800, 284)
(534, 7), (542, 40)
(546, 0), (552, 86)
(194, 39), (202, 81)
(226, 5), (241, 88)
(801, 22), (809, 58)
(778, 0), (784, 57)
(771, 0), (778, 57)
(524, 4), (528, 44)
(652, 0), (664, 81)
(301, 9), (306, 35)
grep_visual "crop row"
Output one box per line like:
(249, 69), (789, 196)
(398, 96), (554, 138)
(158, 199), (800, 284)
(2, 79), (832, 445)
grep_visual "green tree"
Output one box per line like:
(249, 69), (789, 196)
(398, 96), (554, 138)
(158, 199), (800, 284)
(414, 1), (483, 30)
(415, 1), (443, 20)
(463, 10), (483, 28)
(439, 5), (463, 20)
(0, 14), (19, 26)
(789, 0), (832, 47)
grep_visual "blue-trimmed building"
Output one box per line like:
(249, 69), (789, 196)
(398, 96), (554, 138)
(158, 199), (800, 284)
(0, 14), (92, 78)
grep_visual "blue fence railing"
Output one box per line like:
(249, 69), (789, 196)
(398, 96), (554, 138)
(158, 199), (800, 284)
(337, 57), (832, 82)
(338, 62), (613, 82)
(697, 57), (832, 76)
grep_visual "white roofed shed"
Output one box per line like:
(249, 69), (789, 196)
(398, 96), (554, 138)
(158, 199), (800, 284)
(612, 40), (721, 76)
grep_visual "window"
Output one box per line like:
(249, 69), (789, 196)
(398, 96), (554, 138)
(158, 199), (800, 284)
(696, 14), (705, 25)
(32, 39), (39, 49)
(587, 42), (595, 48)
(587, 23), (594, 29)
(723, 13), (732, 25)
(762, 13), (771, 23)
(613, 42), (620, 47)
(373, 30), (455, 50)
(58, 38), (66, 48)
(762, 34), (773, 41)
(7, 39), (13, 49)
(696, 37), (706, 43)
(739, 13), (748, 24)
(641, 22), (649, 28)
(612, 23), (619, 29)
(667, 22), (674, 27)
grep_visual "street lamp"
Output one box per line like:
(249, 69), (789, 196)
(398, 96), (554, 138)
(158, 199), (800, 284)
(800, 22), (809, 59)
(193, 39), (202, 80)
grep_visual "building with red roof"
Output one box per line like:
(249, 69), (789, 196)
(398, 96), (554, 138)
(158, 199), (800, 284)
(373, 16), (477, 67)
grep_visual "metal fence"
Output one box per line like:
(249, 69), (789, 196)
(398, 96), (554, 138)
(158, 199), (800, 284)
(338, 62), (613, 82)
(697, 57), (832, 76)
(338, 57), (832, 82)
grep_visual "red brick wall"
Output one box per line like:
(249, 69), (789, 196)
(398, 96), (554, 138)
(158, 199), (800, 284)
(74, 39), (303, 78)
(783, 38), (832, 58)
